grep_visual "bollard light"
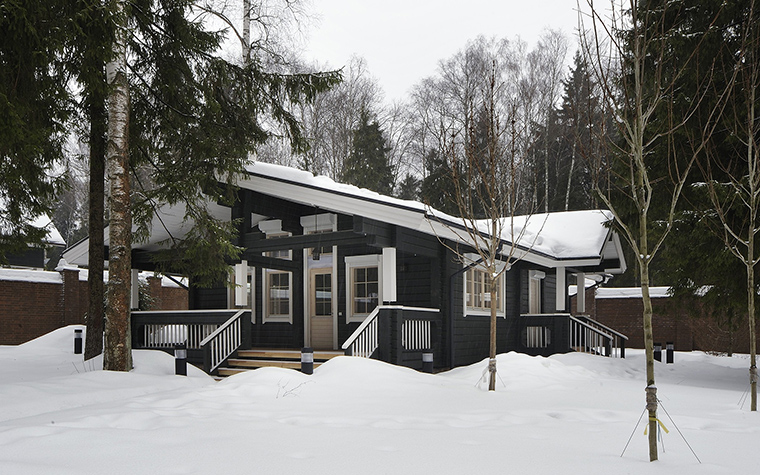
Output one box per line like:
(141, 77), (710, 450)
(301, 347), (314, 375)
(666, 342), (674, 364)
(74, 329), (83, 355)
(175, 343), (187, 376)
(422, 352), (434, 373)
(654, 342), (662, 362)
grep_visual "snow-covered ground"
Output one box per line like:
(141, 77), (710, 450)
(0, 326), (756, 474)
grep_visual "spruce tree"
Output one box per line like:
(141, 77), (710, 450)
(342, 109), (394, 194)
(0, 0), (71, 259)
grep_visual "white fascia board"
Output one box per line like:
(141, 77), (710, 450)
(421, 217), (603, 270)
(600, 232), (627, 274)
(61, 229), (106, 267)
(239, 174), (427, 232)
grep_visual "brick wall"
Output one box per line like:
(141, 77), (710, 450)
(0, 279), (63, 345)
(571, 288), (754, 354)
(0, 269), (188, 345)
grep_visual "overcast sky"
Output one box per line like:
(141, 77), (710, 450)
(301, 0), (584, 103)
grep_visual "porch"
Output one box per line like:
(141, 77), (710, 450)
(131, 308), (625, 377)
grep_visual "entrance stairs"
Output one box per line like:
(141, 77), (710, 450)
(216, 348), (343, 378)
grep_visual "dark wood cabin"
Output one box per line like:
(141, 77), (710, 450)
(63, 161), (629, 373)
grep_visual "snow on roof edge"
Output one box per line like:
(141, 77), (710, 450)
(595, 287), (672, 299)
(245, 162), (616, 263)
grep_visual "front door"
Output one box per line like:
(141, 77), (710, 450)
(309, 269), (334, 349)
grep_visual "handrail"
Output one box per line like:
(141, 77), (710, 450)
(568, 315), (613, 341)
(568, 314), (627, 358)
(341, 306), (381, 352)
(576, 315), (629, 341)
(201, 310), (247, 373)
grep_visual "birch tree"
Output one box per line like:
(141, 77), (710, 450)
(104, 0), (132, 371)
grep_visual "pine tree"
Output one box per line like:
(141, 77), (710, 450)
(0, 0), (72, 260)
(342, 109), (394, 194)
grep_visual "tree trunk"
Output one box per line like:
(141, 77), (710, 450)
(640, 257), (658, 462)
(489, 272), (497, 391)
(564, 142), (576, 211)
(242, 0), (251, 63)
(103, 0), (132, 372)
(748, 254), (757, 412)
(746, 73), (757, 412)
(85, 95), (106, 361)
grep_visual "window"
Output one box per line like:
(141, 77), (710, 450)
(465, 267), (504, 315)
(345, 255), (383, 322)
(528, 270), (545, 314)
(265, 271), (291, 319)
(352, 266), (379, 315)
(313, 272), (332, 316)
(260, 225), (293, 323)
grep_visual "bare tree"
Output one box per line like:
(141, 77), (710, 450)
(429, 64), (542, 391)
(294, 56), (383, 179)
(580, 0), (728, 460)
(699, 0), (760, 411)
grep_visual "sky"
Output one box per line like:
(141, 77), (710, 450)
(301, 0), (584, 103)
(0, 325), (757, 474)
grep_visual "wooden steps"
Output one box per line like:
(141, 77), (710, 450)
(214, 348), (343, 379)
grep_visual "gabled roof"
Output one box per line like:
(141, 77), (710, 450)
(31, 215), (66, 247)
(241, 162), (626, 272)
(63, 161), (627, 274)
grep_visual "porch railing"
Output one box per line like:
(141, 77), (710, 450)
(573, 315), (627, 358)
(131, 309), (252, 371)
(342, 305), (441, 368)
(568, 315), (626, 358)
(200, 310), (248, 373)
(342, 306), (381, 357)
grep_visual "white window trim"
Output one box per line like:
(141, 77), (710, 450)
(262, 268), (293, 323)
(260, 224), (293, 323)
(300, 213), (337, 234)
(463, 257), (506, 317)
(528, 269), (546, 315)
(345, 254), (383, 323)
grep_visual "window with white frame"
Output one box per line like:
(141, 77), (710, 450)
(528, 270), (545, 314)
(465, 265), (505, 315)
(345, 255), (382, 323)
(259, 222), (293, 323)
(264, 270), (291, 320)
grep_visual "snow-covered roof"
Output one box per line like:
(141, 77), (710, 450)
(0, 264), (185, 288)
(568, 277), (600, 297)
(63, 161), (626, 272)
(62, 201), (230, 267)
(0, 267), (63, 284)
(595, 287), (672, 299)
(242, 161), (626, 271)
(30, 215), (66, 247)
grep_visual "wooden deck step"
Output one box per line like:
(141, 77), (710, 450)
(217, 367), (248, 377)
(213, 348), (343, 379)
(226, 358), (323, 370)
(236, 349), (343, 361)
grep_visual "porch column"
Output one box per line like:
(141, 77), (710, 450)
(576, 271), (586, 314)
(555, 267), (566, 312)
(382, 247), (397, 304)
(130, 269), (139, 310)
